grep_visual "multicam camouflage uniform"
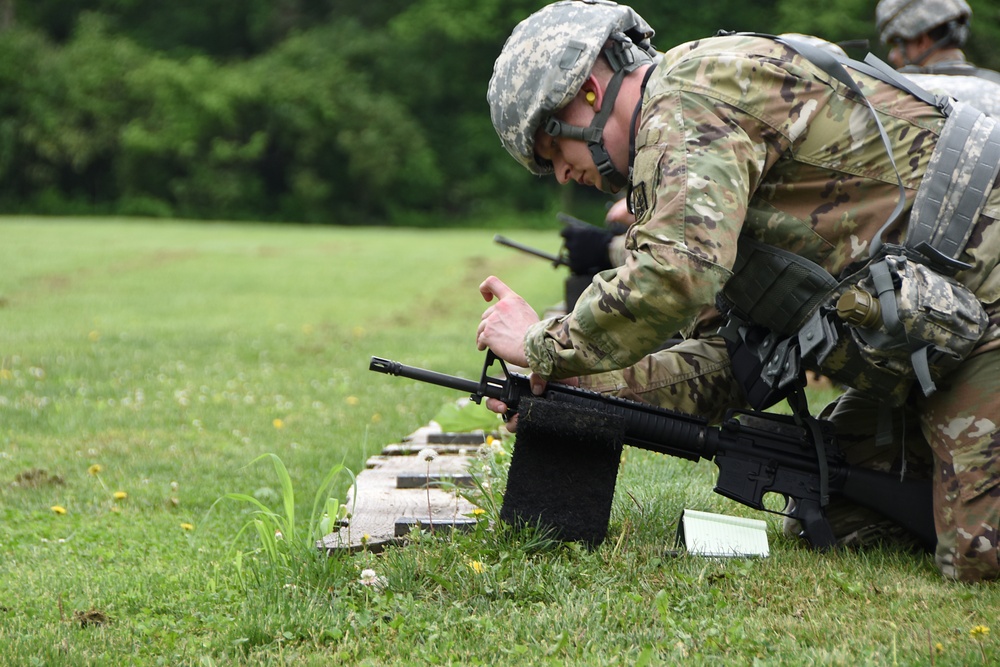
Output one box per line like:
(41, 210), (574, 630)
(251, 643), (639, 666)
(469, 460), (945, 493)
(518, 34), (1000, 581)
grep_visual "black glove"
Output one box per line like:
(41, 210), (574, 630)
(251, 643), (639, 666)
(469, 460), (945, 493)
(605, 220), (630, 237)
(560, 224), (614, 276)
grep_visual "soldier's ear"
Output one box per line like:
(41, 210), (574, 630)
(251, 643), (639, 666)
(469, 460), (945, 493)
(581, 76), (603, 110)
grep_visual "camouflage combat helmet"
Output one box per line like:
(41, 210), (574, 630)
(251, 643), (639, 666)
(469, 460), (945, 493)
(876, 0), (971, 44)
(487, 0), (656, 192)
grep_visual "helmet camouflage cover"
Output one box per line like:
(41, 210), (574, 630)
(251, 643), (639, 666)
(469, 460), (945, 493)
(487, 0), (655, 175)
(876, 0), (972, 43)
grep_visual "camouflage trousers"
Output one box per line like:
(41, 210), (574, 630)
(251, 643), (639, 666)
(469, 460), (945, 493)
(581, 336), (1000, 582)
(812, 349), (1000, 582)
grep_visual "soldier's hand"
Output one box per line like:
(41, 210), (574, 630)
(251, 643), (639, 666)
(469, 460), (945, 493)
(604, 198), (634, 235)
(477, 276), (538, 367)
(486, 374), (578, 432)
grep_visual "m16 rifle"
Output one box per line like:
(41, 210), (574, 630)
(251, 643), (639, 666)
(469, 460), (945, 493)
(369, 351), (935, 551)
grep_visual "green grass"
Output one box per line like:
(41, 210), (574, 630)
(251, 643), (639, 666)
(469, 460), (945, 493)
(0, 216), (996, 666)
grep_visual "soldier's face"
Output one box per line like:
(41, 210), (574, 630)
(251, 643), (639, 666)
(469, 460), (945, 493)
(887, 41), (908, 68)
(887, 36), (932, 68)
(535, 100), (603, 190)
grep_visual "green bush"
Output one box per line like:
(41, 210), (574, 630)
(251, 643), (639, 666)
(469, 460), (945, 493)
(10, 0), (995, 225)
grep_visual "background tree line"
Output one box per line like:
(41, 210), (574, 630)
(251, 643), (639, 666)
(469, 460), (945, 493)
(1, 0), (998, 225)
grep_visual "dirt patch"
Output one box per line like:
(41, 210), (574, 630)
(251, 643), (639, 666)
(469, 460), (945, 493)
(73, 608), (110, 628)
(11, 468), (65, 488)
(26, 249), (201, 297)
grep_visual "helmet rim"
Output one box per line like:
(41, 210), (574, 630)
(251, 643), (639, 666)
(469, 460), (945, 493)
(487, 1), (655, 175)
(875, 0), (972, 44)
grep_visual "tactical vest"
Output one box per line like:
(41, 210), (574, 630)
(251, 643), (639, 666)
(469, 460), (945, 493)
(718, 37), (1000, 434)
(900, 60), (1000, 87)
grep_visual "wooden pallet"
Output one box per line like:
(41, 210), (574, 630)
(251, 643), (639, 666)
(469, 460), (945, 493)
(316, 427), (491, 553)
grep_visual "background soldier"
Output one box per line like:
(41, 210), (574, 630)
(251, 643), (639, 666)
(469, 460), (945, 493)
(876, 0), (1000, 116)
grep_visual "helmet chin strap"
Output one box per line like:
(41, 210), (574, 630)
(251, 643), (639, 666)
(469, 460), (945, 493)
(543, 38), (649, 194)
(543, 67), (629, 193)
(902, 38), (946, 67)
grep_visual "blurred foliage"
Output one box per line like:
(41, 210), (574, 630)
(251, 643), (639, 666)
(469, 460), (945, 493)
(0, 0), (997, 224)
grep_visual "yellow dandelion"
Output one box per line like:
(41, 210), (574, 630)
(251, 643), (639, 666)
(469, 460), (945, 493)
(472, 508), (486, 517)
(272, 418), (284, 429)
(51, 505), (67, 515)
(0, 369), (12, 381)
(935, 642), (944, 653)
(352, 326), (365, 338)
(468, 560), (484, 574)
(180, 522), (194, 531)
(345, 396), (360, 406)
(371, 413), (382, 423)
(486, 435), (495, 446)
(113, 491), (128, 500)
(970, 625), (990, 639)
(88, 464), (103, 475)
(88, 330), (101, 342)
(302, 324), (314, 335)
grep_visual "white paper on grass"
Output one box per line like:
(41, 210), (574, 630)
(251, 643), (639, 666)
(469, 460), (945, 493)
(676, 509), (770, 558)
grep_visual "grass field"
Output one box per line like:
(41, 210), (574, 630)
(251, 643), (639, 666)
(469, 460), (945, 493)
(0, 216), (996, 666)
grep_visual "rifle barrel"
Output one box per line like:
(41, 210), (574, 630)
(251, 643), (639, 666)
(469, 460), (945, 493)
(493, 234), (566, 266)
(369, 356), (483, 395)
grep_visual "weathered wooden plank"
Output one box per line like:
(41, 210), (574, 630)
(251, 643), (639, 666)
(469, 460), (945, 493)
(317, 444), (480, 554)
(380, 443), (473, 456)
(367, 452), (472, 477)
(426, 433), (492, 445)
(399, 425), (496, 447)
(394, 516), (478, 536)
(395, 474), (474, 489)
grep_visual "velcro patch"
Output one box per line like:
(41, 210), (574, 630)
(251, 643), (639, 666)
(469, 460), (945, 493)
(630, 182), (648, 220)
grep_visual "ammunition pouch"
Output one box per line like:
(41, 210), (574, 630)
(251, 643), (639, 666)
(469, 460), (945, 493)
(718, 237), (834, 410)
(721, 237), (989, 413)
(830, 249), (988, 404)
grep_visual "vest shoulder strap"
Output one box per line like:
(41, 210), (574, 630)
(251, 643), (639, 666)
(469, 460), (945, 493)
(906, 102), (1000, 271)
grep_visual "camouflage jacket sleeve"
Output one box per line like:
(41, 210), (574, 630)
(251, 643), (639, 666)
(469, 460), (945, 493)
(524, 35), (947, 380)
